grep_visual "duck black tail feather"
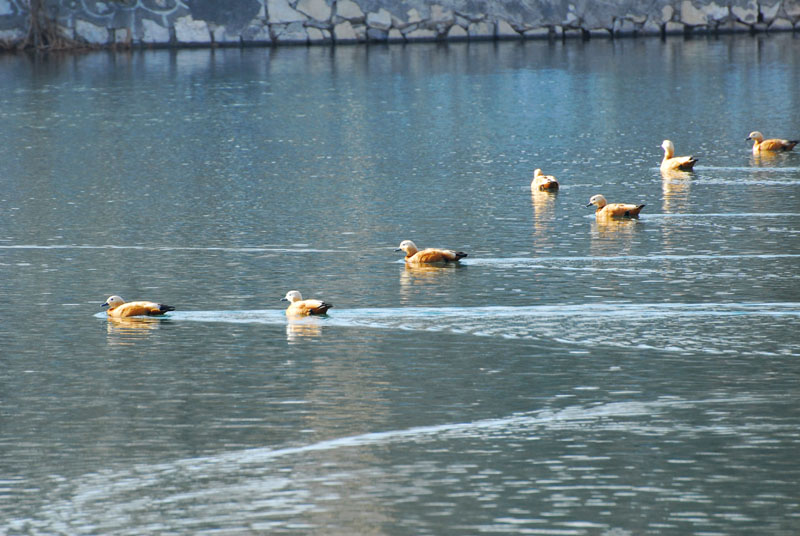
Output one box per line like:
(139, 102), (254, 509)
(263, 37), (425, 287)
(314, 302), (333, 314)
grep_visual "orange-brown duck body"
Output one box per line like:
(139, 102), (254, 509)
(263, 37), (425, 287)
(747, 131), (798, 154)
(586, 194), (645, 218)
(660, 140), (698, 171)
(102, 295), (175, 318)
(395, 240), (467, 265)
(531, 169), (560, 191)
(282, 290), (332, 316)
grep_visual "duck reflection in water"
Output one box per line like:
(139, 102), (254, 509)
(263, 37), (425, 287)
(531, 188), (557, 228)
(399, 262), (463, 303)
(105, 316), (163, 346)
(401, 261), (462, 276)
(530, 188), (559, 254)
(749, 149), (793, 167)
(286, 317), (324, 342)
(590, 216), (641, 256)
(591, 216), (639, 233)
(661, 168), (692, 214)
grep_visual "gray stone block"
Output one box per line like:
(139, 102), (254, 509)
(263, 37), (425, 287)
(641, 19), (663, 34)
(366, 8), (392, 30)
(297, 0), (331, 23)
(578, 1), (617, 29)
(613, 18), (636, 35)
(661, 4), (675, 22)
(430, 5), (454, 26)
(140, 18), (171, 43)
(114, 28), (132, 46)
(366, 27), (388, 40)
(75, 18), (110, 44)
(0, 0), (18, 17)
(336, 0), (364, 21)
(664, 20), (685, 33)
(761, 1), (781, 23)
(241, 23), (272, 44)
(468, 20), (494, 38)
(212, 24), (243, 44)
(524, 27), (550, 38)
(188, 0), (261, 34)
(447, 24), (468, 39)
(174, 15), (211, 43)
(681, 0), (708, 26)
(0, 28), (26, 45)
(406, 8), (423, 24)
(588, 28), (611, 38)
(731, 0), (758, 24)
(497, 19), (520, 37)
(273, 21), (308, 42)
(405, 28), (437, 40)
(333, 20), (357, 41)
(769, 17), (793, 30)
(267, 0), (307, 24)
(786, 0), (800, 19)
(306, 26), (331, 42)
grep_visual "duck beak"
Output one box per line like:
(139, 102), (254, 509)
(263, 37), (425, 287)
(585, 202), (593, 207)
(101, 302), (109, 308)
(394, 248), (402, 252)
(280, 297), (288, 302)
(746, 137), (752, 141)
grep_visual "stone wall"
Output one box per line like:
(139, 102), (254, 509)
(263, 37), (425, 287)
(1, 0), (798, 49)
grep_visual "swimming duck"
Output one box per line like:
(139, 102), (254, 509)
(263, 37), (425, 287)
(102, 295), (175, 318)
(660, 140), (697, 171)
(531, 169), (559, 191)
(586, 194), (645, 218)
(395, 240), (467, 264)
(747, 131), (798, 154)
(281, 290), (332, 316)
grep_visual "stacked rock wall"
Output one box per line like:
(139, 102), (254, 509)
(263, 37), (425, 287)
(0, 0), (798, 49)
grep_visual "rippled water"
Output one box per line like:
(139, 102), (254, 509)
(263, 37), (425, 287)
(1, 35), (800, 535)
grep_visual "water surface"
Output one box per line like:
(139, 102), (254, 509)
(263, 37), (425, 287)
(1, 35), (799, 535)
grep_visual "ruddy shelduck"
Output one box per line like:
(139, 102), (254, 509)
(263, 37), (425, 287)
(531, 169), (559, 191)
(102, 295), (175, 318)
(586, 194), (645, 218)
(395, 240), (467, 264)
(660, 140), (698, 171)
(281, 290), (332, 316)
(746, 131), (798, 154)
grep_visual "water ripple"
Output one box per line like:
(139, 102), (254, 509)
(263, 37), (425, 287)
(97, 302), (800, 355)
(3, 395), (784, 536)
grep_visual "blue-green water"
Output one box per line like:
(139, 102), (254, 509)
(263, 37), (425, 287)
(1, 35), (800, 535)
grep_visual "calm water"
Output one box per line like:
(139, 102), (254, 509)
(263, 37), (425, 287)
(1, 35), (799, 535)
